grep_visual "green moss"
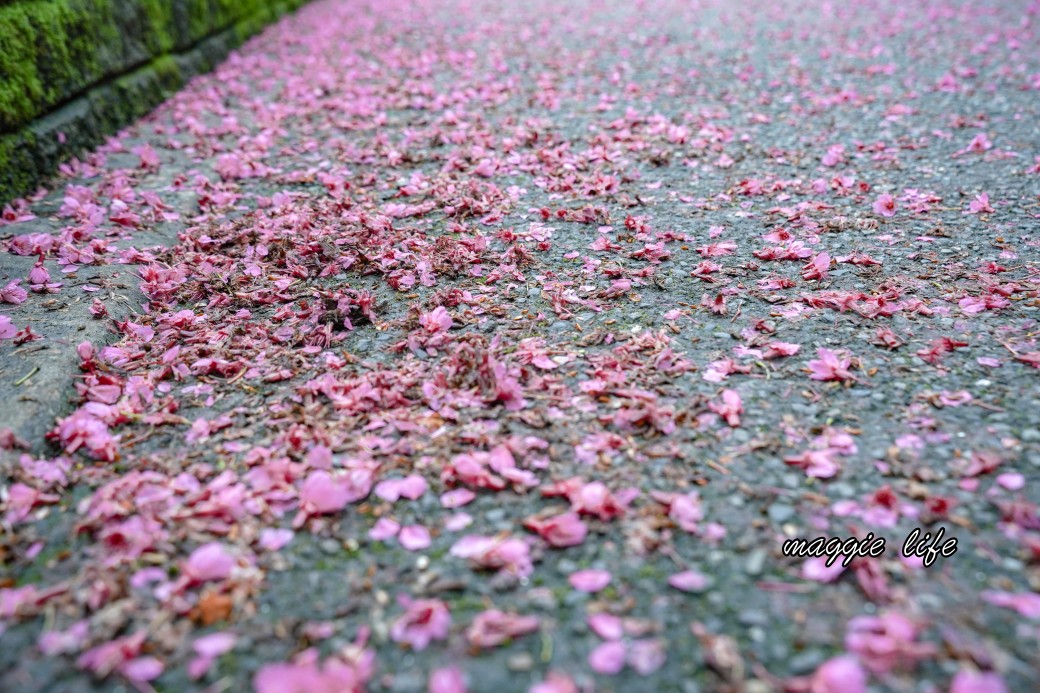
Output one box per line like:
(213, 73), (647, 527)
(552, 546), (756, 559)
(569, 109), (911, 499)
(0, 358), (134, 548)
(1, 0), (313, 203)
(0, 0), (222, 131)
(0, 5), (44, 130)
(92, 54), (184, 131)
(636, 563), (667, 579)
(0, 131), (41, 201)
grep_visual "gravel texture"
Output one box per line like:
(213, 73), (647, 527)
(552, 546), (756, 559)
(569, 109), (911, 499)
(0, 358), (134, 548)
(1, 0), (1039, 692)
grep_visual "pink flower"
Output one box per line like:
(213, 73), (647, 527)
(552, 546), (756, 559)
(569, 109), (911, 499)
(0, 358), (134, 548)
(420, 306), (453, 334)
(569, 569), (612, 592)
(28, 262), (50, 285)
(523, 511), (588, 547)
(967, 193), (994, 214)
(708, 389), (743, 426)
(399, 524), (432, 551)
(872, 194), (897, 217)
(429, 666), (467, 693)
(588, 640), (626, 675)
(668, 569), (710, 592)
(949, 670), (1008, 693)
(391, 598), (451, 651)
(965, 132), (992, 154)
(1, 279), (27, 304)
(466, 609), (540, 648)
(807, 348), (855, 382)
(55, 409), (117, 461)
(701, 292), (727, 315)
(810, 655), (867, 693)
(821, 144), (845, 167)
(802, 252), (830, 281)
(183, 542), (235, 583)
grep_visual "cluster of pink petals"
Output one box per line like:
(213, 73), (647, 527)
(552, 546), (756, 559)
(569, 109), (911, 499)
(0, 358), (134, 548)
(844, 611), (935, 673)
(374, 475), (427, 502)
(806, 347), (857, 382)
(293, 468), (372, 527)
(807, 655), (868, 693)
(254, 645), (374, 693)
(466, 609), (540, 648)
(182, 542), (236, 583)
(0, 0), (1036, 688)
(784, 448), (841, 478)
(588, 637), (667, 676)
(1, 279), (27, 304)
(450, 535), (533, 577)
(54, 409), (117, 461)
(541, 477), (638, 521)
(187, 632), (236, 680)
(708, 389), (743, 426)
(523, 511), (589, 547)
(872, 193), (897, 217)
(390, 598), (451, 651)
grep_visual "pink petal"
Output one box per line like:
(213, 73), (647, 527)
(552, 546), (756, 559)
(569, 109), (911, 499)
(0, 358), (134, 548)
(120, 656), (164, 682)
(184, 542), (235, 582)
(441, 488), (476, 508)
(569, 569), (612, 593)
(950, 670), (1008, 693)
(259, 528), (294, 551)
(444, 513), (473, 531)
(399, 525), (432, 551)
(668, 570), (710, 592)
(588, 640), (626, 675)
(188, 656), (215, 680)
(811, 655), (867, 693)
(429, 666), (467, 693)
(399, 475), (428, 500)
(369, 518), (401, 541)
(587, 613), (623, 640)
(802, 556), (848, 583)
(627, 639), (667, 675)
(194, 632), (237, 658)
(996, 473), (1025, 490)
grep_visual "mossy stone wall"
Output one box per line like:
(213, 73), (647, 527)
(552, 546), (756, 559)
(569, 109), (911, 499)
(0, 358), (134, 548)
(0, 0), (310, 203)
